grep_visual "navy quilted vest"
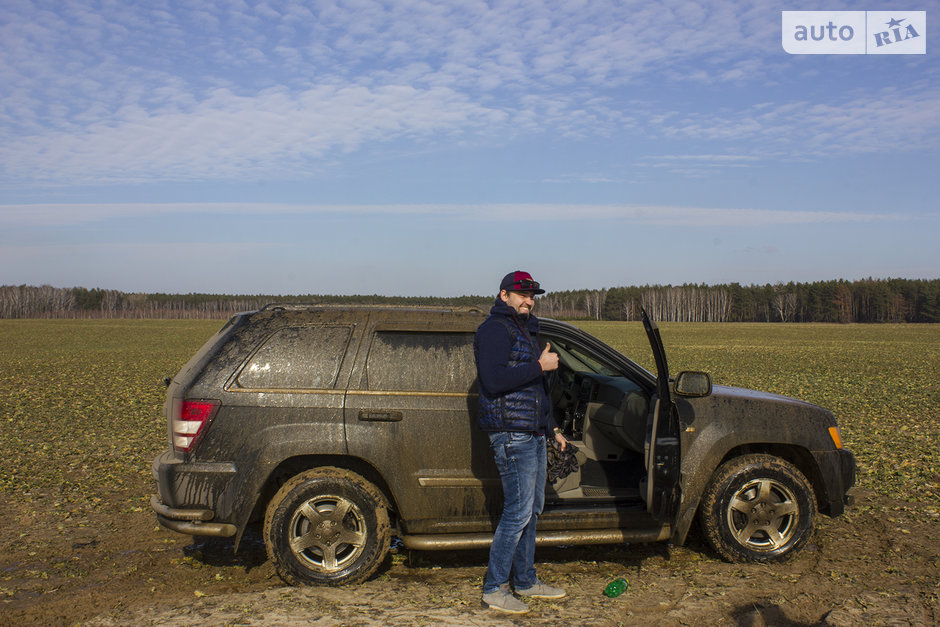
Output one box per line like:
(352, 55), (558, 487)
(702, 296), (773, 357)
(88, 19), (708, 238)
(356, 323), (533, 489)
(476, 316), (545, 432)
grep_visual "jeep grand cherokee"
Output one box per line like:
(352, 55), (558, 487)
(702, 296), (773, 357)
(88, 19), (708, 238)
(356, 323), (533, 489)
(152, 305), (855, 585)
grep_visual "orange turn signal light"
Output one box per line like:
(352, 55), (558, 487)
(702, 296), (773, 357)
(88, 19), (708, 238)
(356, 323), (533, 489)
(828, 426), (844, 449)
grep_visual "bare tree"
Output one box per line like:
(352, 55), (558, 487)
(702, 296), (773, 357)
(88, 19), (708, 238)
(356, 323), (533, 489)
(773, 284), (797, 322)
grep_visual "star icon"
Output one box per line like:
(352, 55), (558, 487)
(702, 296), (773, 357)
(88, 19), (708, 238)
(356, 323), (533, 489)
(886, 17), (906, 28)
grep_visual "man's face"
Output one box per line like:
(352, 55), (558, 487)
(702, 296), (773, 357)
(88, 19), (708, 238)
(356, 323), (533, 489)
(501, 290), (536, 316)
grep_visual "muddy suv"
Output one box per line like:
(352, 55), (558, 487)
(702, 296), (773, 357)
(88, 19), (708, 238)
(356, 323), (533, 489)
(151, 305), (855, 586)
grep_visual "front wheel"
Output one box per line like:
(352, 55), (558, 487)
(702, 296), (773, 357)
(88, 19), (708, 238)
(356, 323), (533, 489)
(263, 467), (390, 585)
(699, 454), (817, 563)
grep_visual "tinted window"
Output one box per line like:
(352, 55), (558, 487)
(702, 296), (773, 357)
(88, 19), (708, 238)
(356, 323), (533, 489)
(237, 326), (352, 390)
(367, 332), (476, 393)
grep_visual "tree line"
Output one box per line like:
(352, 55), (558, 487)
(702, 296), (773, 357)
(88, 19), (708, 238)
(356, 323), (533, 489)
(537, 278), (940, 323)
(1, 278), (937, 322)
(0, 285), (489, 320)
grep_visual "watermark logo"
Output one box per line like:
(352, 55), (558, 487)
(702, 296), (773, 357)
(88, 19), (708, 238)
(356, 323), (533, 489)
(782, 11), (926, 54)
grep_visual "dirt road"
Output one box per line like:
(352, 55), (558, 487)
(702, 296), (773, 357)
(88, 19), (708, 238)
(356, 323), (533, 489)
(1, 486), (937, 626)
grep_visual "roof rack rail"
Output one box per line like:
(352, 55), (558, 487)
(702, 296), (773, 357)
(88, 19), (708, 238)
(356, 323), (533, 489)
(258, 303), (486, 314)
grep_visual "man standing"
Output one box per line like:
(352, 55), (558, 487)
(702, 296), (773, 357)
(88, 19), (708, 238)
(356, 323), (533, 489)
(474, 270), (568, 614)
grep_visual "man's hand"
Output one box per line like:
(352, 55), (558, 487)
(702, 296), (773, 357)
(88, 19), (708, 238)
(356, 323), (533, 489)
(539, 342), (559, 372)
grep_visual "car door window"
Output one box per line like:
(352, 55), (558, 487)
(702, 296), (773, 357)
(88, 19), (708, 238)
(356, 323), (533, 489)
(235, 325), (352, 390)
(366, 331), (476, 392)
(548, 336), (621, 377)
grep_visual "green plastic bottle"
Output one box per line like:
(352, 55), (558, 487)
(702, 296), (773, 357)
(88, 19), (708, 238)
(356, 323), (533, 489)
(603, 577), (629, 598)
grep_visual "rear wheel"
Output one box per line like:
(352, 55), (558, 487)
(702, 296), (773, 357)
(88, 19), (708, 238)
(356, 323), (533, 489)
(264, 467), (390, 585)
(699, 454), (816, 563)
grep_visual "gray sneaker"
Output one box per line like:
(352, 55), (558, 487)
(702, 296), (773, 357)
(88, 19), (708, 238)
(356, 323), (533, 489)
(516, 580), (566, 599)
(482, 585), (529, 614)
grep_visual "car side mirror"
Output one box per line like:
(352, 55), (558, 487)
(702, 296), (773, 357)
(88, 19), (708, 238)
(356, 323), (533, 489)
(675, 371), (712, 397)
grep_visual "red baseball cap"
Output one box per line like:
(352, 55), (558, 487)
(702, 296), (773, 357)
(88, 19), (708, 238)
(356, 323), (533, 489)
(499, 271), (545, 294)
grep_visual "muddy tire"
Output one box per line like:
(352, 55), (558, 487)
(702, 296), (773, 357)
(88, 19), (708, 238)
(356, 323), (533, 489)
(699, 454), (816, 563)
(263, 467), (390, 586)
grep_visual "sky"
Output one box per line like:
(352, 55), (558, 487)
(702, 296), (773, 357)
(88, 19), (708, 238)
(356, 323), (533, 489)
(1, 0), (938, 298)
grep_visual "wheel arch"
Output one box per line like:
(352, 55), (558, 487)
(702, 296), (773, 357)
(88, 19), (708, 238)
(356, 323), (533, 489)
(715, 443), (827, 511)
(247, 454), (399, 533)
(674, 441), (827, 546)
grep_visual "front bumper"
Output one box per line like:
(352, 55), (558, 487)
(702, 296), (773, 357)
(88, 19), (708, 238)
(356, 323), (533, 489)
(812, 447), (856, 516)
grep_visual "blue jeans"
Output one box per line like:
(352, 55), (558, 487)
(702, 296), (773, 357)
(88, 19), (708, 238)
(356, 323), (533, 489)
(483, 431), (546, 593)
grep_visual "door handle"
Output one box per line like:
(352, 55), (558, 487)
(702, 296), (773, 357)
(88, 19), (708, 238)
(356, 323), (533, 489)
(358, 410), (403, 422)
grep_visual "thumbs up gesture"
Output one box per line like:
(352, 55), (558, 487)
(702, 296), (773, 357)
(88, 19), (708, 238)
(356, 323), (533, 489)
(538, 342), (559, 372)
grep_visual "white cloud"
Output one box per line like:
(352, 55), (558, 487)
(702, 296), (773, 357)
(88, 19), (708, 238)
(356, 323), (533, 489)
(0, 84), (506, 182)
(651, 86), (940, 155)
(643, 154), (763, 167)
(0, 1), (935, 187)
(457, 204), (902, 226)
(0, 202), (900, 228)
(0, 2), (779, 178)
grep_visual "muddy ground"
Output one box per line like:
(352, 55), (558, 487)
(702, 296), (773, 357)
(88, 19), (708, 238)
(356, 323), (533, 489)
(1, 487), (937, 626)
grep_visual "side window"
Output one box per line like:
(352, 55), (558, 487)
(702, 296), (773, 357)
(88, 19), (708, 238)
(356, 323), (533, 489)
(548, 336), (621, 377)
(236, 325), (352, 390)
(367, 331), (476, 393)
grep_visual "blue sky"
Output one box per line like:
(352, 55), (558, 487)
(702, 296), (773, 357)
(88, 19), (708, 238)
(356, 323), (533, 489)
(1, 0), (937, 297)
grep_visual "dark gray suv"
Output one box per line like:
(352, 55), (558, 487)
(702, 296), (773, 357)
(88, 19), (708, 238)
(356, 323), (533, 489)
(151, 305), (855, 586)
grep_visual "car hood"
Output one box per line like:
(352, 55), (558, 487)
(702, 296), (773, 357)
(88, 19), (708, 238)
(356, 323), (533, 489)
(708, 384), (827, 412)
(679, 383), (838, 449)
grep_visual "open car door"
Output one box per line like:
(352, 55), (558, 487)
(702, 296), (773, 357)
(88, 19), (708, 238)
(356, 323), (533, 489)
(642, 310), (681, 524)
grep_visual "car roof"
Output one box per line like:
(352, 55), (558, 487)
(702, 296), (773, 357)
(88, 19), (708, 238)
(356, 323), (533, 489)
(240, 303), (489, 329)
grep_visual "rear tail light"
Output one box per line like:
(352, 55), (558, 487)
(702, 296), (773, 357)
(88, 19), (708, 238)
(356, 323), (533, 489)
(173, 400), (220, 453)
